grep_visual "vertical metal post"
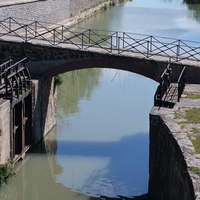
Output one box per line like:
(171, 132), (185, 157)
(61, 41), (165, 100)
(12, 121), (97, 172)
(123, 32), (125, 48)
(176, 40), (180, 62)
(116, 32), (118, 49)
(25, 25), (28, 42)
(35, 21), (37, 37)
(53, 29), (56, 45)
(89, 29), (91, 44)
(147, 41), (150, 58)
(118, 36), (121, 54)
(9, 17), (11, 32)
(150, 36), (153, 53)
(82, 33), (84, 49)
(110, 36), (112, 53)
(61, 25), (64, 40)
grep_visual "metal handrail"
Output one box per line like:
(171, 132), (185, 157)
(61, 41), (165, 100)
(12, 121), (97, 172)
(0, 17), (200, 62)
(154, 63), (172, 107)
(0, 57), (31, 100)
(177, 66), (186, 102)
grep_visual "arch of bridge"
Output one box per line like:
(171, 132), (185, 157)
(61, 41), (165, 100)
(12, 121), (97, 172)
(0, 40), (195, 83)
(40, 56), (164, 83)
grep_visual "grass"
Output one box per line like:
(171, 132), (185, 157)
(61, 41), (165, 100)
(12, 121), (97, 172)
(184, 108), (200, 124)
(188, 166), (200, 175)
(175, 108), (200, 124)
(183, 91), (200, 99)
(54, 75), (63, 86)
(0, 160), (15, 185)
(191, 135), (200, 154)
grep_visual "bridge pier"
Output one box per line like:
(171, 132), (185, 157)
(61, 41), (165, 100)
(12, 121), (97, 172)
(31, 77), (57, 145)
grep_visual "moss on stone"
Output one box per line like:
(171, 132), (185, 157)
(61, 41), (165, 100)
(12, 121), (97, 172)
(0, 160), (15, 185)
(188, 166), (200, 175)
(183, 91), (200, 99)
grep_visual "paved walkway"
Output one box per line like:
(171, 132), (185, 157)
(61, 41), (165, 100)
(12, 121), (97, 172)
(0, 0), (38, 7)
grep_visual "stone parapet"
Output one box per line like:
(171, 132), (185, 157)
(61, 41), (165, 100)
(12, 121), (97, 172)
(149, 84), (200, 200)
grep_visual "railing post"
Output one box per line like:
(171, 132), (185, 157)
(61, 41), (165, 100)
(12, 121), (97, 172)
(150, 36), (153, 53)
(61, 25), (64, 40)
(9, 17), (12, 32)
(53, 29), (56, 45)
(82, 33), (84, 49)
(110, 35), (113, 53)
(25, 25), (28, 42)
(118, 36), (121, 53)
(123, 32), (125, 48)
(176, 39), (180, 62)
(116, 32), (118, 49)
(88, 29), (91, 44)
(35, 21), (37, 37)
(147, 41), (150, 58)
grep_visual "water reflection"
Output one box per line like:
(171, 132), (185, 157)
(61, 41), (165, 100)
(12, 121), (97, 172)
(76, 0), (200, 41)
(56, 132), (149, 197)
(55, 69), (157, 198)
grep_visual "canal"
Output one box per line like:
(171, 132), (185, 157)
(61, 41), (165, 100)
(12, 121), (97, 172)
(1, 0), (200, 199)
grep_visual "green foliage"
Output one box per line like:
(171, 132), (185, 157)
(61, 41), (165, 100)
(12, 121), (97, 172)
(191, 134), (200, 154)
(184, 0), (200, 4)
(185, 108), (200, 124)
(0, 160), (15, 185)
(183, 91), (200, 99)
(176, 108), (200, 124)
(57, 68), (102, 118)
(188, 166), (200, 175)
(54, 75), (63, 86)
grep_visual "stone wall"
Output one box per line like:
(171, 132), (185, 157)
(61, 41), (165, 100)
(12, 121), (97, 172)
(0, 0), (109, 24)
(0, 100), (10, 165)
(149, 109), (195, 200)
(31, 77), (57, 145)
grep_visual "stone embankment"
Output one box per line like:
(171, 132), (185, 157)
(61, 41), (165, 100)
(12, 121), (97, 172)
(150, 84), (200, 200)
(0, 0), (119, 25)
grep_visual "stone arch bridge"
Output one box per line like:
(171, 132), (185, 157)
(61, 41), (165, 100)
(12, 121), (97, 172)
(0, 18), (200, 200)
(0, 17), (200, 83)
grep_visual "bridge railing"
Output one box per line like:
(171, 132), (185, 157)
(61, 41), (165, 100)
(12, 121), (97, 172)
(0, 17), (200, 62)
(154, 63), (186, 107)
(177, 66), (186, 102)
(0, 58), (13, 90)
(0, 56), (31, 101)
(154, 63), (172, 106)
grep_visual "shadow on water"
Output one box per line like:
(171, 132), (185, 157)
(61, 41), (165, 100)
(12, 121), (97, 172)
(89, 194), (149, 200)
(25, 129), (150, 200)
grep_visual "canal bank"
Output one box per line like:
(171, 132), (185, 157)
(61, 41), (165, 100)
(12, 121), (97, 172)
(0, 0), (38, 7)
(150, 84), (200, 200)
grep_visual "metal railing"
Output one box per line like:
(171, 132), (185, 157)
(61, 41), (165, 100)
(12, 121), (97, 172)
(0, 17), (200, 62)
(177, 66), (186, 102)
(154, 63), (186, 107)
(154, 63), (172, 106)
(0, 57), (31, 100)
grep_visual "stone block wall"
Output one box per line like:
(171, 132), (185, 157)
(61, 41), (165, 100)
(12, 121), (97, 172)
(0, 99), (10, 165)
(149, 112), (195, 200)
(0, 0), (108, 24)
(31, 77), (57, 145)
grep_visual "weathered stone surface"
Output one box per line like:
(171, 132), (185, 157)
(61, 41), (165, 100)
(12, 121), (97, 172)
(149, 84), (200, 200)
(0, 99), (10, 164)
